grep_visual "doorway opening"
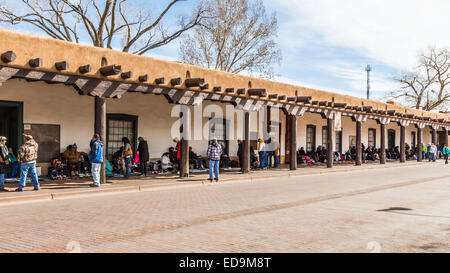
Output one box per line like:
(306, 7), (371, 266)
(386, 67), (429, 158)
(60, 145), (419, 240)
(0, 100), (23, 154)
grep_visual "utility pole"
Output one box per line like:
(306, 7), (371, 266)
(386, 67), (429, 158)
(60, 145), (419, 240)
(365, 64), (372, 100)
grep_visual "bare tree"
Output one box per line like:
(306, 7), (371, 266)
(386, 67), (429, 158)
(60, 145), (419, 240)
(389, 47), (450, 112)
(179, 0), (281, 78)
(0, 0), (206, 55)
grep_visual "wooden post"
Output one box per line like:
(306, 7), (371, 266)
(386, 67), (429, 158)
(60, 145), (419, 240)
(444, 128), (449, 147)
(400, 125), (406, 163)
(94, 97), (106, 184)
(417, 127), (422, 162)
(242, 111), (250, 174)
(356, 121), (362, 166)
(432, 128), (437, 145)
(179, 106), (190, 178)
(290, 114), (297, 171)
(327, 117), (334, 168)
(380, 123), (386, 164)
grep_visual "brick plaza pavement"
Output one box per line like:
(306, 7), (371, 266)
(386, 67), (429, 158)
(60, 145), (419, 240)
(0, 161), (449, 252)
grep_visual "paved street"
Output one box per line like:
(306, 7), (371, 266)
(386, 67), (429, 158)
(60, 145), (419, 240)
(0, 163), (450, 253)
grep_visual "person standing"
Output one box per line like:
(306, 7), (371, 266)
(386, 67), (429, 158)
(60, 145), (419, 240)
(122, 137), (133, 179)
(0, 136), (10, 192)
(89, 134), (104, 187)
(237, 139), (243, 172)
(207, 138), (222, 182)
(422, 144), (428, 160)
(257, 139), (266, 170)
(274, 141), (280, 169)
(16, 134), (40, 192)
(7, 147), (18, 178)
(430, 143), (437, 162)
(137, 137), (149, 176)
(443, 144), (450, 165)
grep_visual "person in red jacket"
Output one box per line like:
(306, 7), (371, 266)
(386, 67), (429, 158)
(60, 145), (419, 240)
(173, 138), (181, 164)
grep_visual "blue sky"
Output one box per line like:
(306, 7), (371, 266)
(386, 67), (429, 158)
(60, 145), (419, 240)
(3, 0), (450, 101)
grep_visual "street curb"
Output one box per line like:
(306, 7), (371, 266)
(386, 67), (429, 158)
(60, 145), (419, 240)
(0, 161), (430, 206)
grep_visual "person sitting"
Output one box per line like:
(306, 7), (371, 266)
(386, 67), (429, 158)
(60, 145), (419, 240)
(7, 147), (18, 178)
(63, 144), (85, 177)
(161, 152), (174, 172)
(189, 146), (205, 169)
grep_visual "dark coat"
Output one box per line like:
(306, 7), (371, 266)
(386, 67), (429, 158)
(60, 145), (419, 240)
(138, 140), (149, 162)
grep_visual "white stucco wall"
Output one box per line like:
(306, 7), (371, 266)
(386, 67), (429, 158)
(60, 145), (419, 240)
(0, 79), (439, 165)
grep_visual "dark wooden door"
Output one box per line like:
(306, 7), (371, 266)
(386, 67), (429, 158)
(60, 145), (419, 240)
(388, 129), (396, 149)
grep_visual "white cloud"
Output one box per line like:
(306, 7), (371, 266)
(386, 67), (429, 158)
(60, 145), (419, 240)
(269, 0), (450, 70)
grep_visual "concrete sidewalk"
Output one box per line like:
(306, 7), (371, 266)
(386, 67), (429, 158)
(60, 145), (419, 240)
(0, 160), (438, 206)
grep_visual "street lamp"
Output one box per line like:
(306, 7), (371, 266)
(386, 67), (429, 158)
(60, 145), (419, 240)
(365, 64), (372, 100)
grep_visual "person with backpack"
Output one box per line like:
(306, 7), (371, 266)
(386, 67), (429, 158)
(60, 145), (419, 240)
(89, 134), (104, 187)
(207, 138), (222, 182)
(443, 144), (450, 165)
(122, 137), (133, 179)
(16, 134), (40, 192)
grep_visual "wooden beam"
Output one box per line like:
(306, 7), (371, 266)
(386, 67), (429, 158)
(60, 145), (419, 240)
(78, 64), (91, 74)
(380, 123), (386, 164)
(287, 97), (296, 102)
(1, 51), (16, 63)
(237, 88), (246, 95)
(55, 61), (69, 71)
(417, 127), (422, 162)
(327, 117), (334, 168)
(94, 97), (106, 184)
(184, 78), (204, 88)
(247, 88), (267, 97)
(242, 111), (250, 174)
(334, 103), (347, 108)
(356, 121), (362, 166)
(121, 71), (132, 79)
(155, 77), (165, 84)
(432, 128), (437, 144)
(290, 115), (297, 171)
(400, 125), (406, 163)
(170, 77), (182, 86)
(29, 58), (43, 68)
(100, 65), (121, 76)
(296, 96), (312, 104)
(138, 74), (148, 82)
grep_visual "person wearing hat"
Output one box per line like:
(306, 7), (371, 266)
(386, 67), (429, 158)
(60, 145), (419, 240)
(206, 138), (222, 182)
(16, 134), (40, 192)
(0, 136), (10, 192)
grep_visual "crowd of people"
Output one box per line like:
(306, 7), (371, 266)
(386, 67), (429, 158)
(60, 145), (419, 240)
(2, 132), (450, 191)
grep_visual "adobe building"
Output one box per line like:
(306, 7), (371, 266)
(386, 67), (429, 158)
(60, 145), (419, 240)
(0, 29), (449, 177)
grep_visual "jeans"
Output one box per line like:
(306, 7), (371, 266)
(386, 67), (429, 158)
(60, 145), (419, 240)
(209, 160), (219, 179)
(7, 162), (18, 178)
(259, 151), (266, 169)
(429, 153), (436, 162)
(274, 156), (280, 168)
(267, 151), (273, 168)
(125, 156), (131, 179)
(91, 163), (101, 186)
(0, 174), (4, 190)
(19, 162), (40, 190)
(444, 154), (449, 164)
